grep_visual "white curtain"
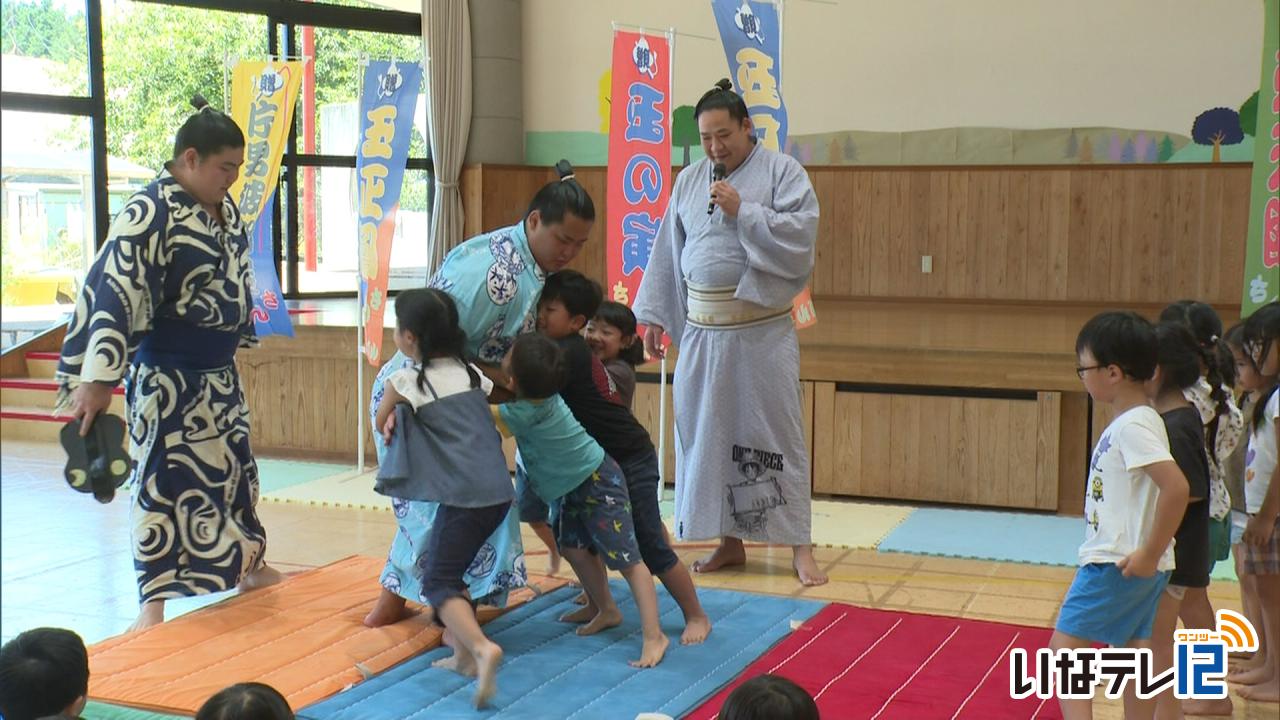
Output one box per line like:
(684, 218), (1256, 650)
(422, 0), (472, 277)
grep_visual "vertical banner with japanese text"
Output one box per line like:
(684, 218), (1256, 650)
(357, 60), (422, 365)
(606, 31), (672, 315)
(1242, 0), (1279, 315)
(709, 0), (815, 329)
(228, 60), (304, 337)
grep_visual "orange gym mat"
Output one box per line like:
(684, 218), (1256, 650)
(87, 555), (567, 715)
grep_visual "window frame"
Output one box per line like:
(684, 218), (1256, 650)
(0, 0), (429, 301)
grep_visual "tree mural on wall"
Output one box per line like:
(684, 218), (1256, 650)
(1108, 134), (1123, 162)
(1120, 138), (1136, 163)
(1239, 90), (1260, 137)
(1079, 136), (1094, 163)
(1191, 107), (1244, 163)
(1143, 139), (1159, 163)
(827, 138), (841, 164)
(1158, 135), (1175, 162)
(843, 135), (858, 162)
(672, 105), (698, 166)
(1064, 132), (1078, 159)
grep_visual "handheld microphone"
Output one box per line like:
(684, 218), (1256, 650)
(707, 163), (727, 215)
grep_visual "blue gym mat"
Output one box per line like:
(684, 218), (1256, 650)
(298, 583), (824, 720)
(256, 458), (350, 493)
(877, 507), (1239, 582)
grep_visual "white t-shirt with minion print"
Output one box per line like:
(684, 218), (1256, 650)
(1080, 405), (1176, 572)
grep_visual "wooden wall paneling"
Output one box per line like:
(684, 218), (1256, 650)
(632, 378), (677, 484)
(833, 171), (857, 296)
(1006, 398), (1040, 508)
(1090, 398), (1116, 449)
(917, 392), (952, 501)
(888, 394), (921, 501)
(904, 171), (930, 297)
(462, 163), (1250, 306)
(802, 381), (815, 471)
(926, 171), (950, 298)
(849, 172), (873, 295)
(986, 171), (1011, 298)
(1088, 170), (1116, 302)
(1005, 170), (1030, 299)
(1174, 169), (1205, 301)
(1219, 167), (1251, 305)
(460, 165), (483, 239)
(951, 398), (982, 504)
(1163, 169), (1194, 301)
(963, 172), (985, 298)
(810, 170), (836, 295)
(1065, 173), (1092, 301)
(812, 381), (836, 493)
(945, 171), (970, 298)
(828, 390), (863, 495)
(1058, 390), (1090, 515)
(1109, 170), (1136, 302)
(867, 174), (893, 296)
(888, 173), (913, 297)
(1198, 168), (1225, 300)
(1132, 168), (1161, 298)
(977, 398), (1012, 505)
(1035, 391), (1062, 510)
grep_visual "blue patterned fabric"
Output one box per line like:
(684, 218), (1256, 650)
(56, 171), (266, 602)
(369, 221), (545, 608)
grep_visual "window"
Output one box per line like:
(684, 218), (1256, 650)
(291, 23), (429, 294)
(1, 110), (93, 319)
(2, 0), (426, 343)
(1, 0), (90, 96)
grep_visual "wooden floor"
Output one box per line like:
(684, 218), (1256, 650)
(1, 440), (1270, 719)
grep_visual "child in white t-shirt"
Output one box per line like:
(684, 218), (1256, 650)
(1227, 302), (1279, 702)
(1052, 311), (1189, 719)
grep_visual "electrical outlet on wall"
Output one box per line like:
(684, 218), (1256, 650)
(921, 255), (933, 273)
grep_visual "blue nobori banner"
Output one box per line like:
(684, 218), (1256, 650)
(710, 0), (788, 152)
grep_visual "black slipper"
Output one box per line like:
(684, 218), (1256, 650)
(60, 414), (131, 503)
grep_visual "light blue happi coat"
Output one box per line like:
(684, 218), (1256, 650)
(370, 221), (545, 607)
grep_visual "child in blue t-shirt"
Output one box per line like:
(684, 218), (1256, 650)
(493, 333), (669, 668)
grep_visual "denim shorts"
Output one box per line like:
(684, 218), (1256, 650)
(1055, 563), (1169, 646)
(617, 450), (678, 575)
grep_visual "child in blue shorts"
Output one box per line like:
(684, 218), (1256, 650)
(1053, 311), (1189, 719)
(494, 333), (669, 668)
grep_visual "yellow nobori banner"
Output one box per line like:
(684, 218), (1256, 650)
(227, 60), (305, 231)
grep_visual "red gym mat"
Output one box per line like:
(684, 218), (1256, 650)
(685, 603), (1061, 720)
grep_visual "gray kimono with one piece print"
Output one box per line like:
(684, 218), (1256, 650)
(632, 143), (818, 544)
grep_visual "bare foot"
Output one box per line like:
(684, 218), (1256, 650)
(572, 590), (589, 605)
(237, 564), (285, 592)
(1236, 679), (1279, 702)
(559, 606), (596, 624)
(472, 642), (504, 709)
(691, 542), (746, 574)
(433, 650), (478, 677)
(1181, 697), (1235, 716)
(1228, 663), (1276, 685)
(792, 547), (828, 587)
(681, 613), (712, 645)
(364, 588), (415, 628)
(576, 609), (623, 636)
(630, 632), (670, 668)
(127, 602), (164, 632)
(549, 551), (562, 576)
